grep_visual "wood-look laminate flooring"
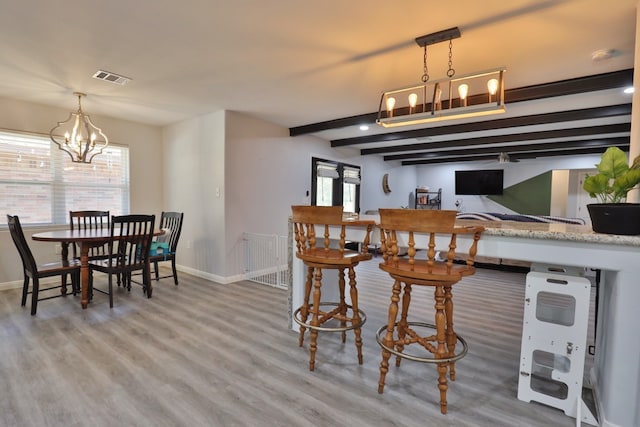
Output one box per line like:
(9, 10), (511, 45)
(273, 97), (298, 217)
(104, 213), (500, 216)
(0, 263), (596, 427)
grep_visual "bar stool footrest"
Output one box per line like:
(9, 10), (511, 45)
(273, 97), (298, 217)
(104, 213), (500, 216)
(293, 302), (367, 332)
(375, 322), (468, 364)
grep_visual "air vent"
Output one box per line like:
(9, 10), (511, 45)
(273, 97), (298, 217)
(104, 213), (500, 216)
(92, 70), (132, 85)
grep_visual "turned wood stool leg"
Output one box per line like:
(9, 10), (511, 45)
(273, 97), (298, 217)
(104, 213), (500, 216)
(379, 279), (401, 394)
(395, 283), (411, 367)
(434, 284), (449, 414)
(309, 268), (323, 371)
(348, 266), (364, 364)
(338, 268), (347, 343)
(444, 284), (456, 381)
(298, 266), (314, 347)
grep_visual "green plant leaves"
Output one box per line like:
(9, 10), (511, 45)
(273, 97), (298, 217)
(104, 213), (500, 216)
(583, 147), (640, 203)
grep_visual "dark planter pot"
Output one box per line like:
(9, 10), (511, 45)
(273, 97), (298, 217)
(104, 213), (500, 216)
(587, 203), (640, 235)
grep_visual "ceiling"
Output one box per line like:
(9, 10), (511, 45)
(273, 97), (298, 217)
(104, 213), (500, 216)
(0, 0), (637, 164)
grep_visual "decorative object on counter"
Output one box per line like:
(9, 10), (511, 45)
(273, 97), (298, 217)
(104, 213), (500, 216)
(376, 209), (484, 414)
(49, 92), (109, 163)
(376, 27), (505, 128)
(583, 147), (640, 235)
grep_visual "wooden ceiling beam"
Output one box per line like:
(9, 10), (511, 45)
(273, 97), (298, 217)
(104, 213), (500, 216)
(366, 123), (630, 156)
(289, 69), (633, 137)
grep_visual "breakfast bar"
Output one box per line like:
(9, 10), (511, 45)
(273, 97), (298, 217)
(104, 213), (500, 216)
(288, 217), (640, 427)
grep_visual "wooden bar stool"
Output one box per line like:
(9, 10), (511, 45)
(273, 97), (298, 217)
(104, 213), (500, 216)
(376, 209), (484, 414)
(291, 206), (373, 371)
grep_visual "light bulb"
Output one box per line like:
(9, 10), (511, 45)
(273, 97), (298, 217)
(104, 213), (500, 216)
(408, 93), (418, 108)
(386, 97), (396, 117)
(386, 97), (396, 111)
(487, 79), (499, 95)
(458, 83), (469, 107)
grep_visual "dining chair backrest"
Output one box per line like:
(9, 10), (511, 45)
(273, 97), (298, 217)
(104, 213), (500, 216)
(69, 210), (110, 259)
(6, 214), (37, 275)
(158, 211), (184, 253)
(108, 214), (156, 271)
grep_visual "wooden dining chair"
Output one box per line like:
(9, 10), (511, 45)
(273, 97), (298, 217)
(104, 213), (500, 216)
(149, 211), (183, 285)
(63, 210), (111, 288)
(88, 214), (155, 307)
(6, 214), (81, 315)
(69, 210), (111, 260)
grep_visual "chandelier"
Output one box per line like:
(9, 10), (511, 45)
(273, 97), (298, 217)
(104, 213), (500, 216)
(377, 27), (506, 128)
(49, 92), (109, 163)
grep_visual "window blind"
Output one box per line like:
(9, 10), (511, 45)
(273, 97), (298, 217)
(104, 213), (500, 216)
(0, 130), (130, 226)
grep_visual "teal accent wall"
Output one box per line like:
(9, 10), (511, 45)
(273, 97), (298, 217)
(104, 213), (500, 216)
(487, 171), (552, 215)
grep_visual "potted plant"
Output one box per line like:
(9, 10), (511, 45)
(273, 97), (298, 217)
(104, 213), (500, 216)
(583, 146), (640, 235)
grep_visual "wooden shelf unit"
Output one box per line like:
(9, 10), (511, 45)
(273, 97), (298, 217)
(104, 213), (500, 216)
(415, 188), (441, 210)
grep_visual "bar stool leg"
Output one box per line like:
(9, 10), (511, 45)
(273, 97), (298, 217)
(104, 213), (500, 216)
(378, 279), (402, 394)
(444, 284), (456, 381)
(434, 284), (449, 414)
(396, 283), (412, 367)
(338, 268), (347, 343)
(309, 268), (323, 371)
(298, 266), (314, 347)
(348, 266), (363, 364)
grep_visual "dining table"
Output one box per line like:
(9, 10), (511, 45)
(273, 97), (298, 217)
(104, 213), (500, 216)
(32, 228), (163, 309)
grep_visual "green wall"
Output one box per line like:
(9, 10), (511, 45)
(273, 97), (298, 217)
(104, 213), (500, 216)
(487, 171), (552, 215)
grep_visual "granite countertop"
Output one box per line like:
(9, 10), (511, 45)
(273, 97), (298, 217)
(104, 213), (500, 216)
(455, 219), (640, 247)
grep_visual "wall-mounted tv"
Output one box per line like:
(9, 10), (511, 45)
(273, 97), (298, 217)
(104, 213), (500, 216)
(455, 169), (504, 195)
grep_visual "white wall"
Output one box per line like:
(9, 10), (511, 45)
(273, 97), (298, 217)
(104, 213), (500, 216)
(416, 154), (603, 214)
(162, 111), (226, 279)
(0, 96), (163, 285)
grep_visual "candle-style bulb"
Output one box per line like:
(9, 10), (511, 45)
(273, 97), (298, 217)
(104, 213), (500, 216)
(458, 84), (469, 107)
(408, 93), (418, 114)
(487, 79), (499, 95)
(487, 78), (499, 102)
(386, 97), (396, 117)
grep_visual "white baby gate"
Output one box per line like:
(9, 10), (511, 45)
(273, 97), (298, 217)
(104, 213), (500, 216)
(242, 232), (288, 289)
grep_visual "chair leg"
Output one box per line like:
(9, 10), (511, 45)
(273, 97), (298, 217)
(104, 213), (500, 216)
(309, 268), (323, 371)
(144, 265), (153, 298)
(21, 276), (29, 306)
(379, 279), (402, 394)
(171, 259), (179, 285)
(298, 267), (314, 347)
(347, 266), (363, 365)
(31, 278), (40, 315)
(396, 283), (412, 367)
(444, 284), (456, 381)
(434, 284), (449, 414)
(108, 274), (113, 308)
(154, 260), (160, 281)
(338, 268), (347, 343)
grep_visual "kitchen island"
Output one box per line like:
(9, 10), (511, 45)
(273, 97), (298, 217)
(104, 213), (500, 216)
(288, 216), (640, 427)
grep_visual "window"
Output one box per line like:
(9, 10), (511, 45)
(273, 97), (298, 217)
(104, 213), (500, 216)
(0, 130), (129, 226)
(311, 157), (360, 213)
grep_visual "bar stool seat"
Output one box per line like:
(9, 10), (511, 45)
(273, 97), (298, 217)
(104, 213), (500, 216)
(376, 209), (484, 414)
(291, 205), (373, 371)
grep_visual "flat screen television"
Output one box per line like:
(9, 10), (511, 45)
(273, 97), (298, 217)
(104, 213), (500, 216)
(455, 169), (504, 195)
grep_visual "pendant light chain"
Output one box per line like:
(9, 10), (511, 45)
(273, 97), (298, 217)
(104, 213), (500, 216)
(447, 39), (456, 78)
(421, 45), (429, 83)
